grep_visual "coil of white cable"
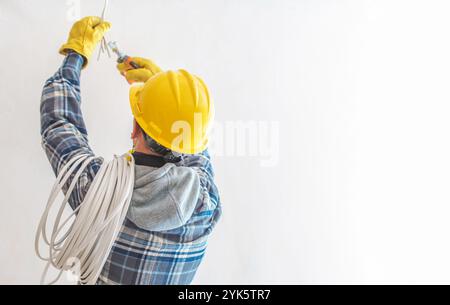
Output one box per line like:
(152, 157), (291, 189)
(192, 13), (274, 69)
(35, 153), (135, 285)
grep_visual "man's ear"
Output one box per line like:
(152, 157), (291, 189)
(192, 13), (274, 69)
(131, 119), (140, 139)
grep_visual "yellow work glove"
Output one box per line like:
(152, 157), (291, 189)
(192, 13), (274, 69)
(59, 16), (111, 68)
(117, 57), (162, 83)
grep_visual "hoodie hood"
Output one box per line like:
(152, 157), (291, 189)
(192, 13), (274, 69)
(126, 162), (201, 231)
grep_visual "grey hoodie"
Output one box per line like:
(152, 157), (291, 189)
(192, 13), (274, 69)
(127, 163), (201, 231)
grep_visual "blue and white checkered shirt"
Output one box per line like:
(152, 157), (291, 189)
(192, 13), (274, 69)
(40, 52), (222, 285)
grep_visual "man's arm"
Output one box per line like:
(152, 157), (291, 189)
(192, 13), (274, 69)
(40, 16), (110, 209)
(40, 52), (102, 210)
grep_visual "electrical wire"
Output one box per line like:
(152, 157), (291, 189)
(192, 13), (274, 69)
(101, 0), (109, 19)
(97, 0), (111, 61)
(35, 153), (135, 285)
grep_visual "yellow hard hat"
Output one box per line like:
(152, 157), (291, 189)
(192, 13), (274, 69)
(129, 69), (214, 154)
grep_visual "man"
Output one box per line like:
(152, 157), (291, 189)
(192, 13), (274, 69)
(40, 16), (221, 285)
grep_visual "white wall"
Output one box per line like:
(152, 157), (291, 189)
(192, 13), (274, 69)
(2, 0), (450, 284)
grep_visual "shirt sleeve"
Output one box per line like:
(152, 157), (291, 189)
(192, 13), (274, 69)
(176, 150), (221, 214)
(40, 52), (103, 210)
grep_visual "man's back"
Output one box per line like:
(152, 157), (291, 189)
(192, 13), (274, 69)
(98, 152), (222, 285)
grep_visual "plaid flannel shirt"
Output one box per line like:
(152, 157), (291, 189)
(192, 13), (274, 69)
(40, 52), (222, 285)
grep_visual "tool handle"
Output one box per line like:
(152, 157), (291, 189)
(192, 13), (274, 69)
(118, 56), (142, 84)
(124, 56), (140, 69)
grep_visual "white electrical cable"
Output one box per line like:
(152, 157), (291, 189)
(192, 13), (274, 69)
(101, 0), (109, 19)
(98, 0), (111, 60)
(35, 153), (135, 285)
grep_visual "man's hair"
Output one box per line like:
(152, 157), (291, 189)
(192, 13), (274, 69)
(142, 131), (171, 155)
(137, 124), (181, 162)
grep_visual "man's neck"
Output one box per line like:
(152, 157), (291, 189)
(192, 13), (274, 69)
(134, 144), (164, 157)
